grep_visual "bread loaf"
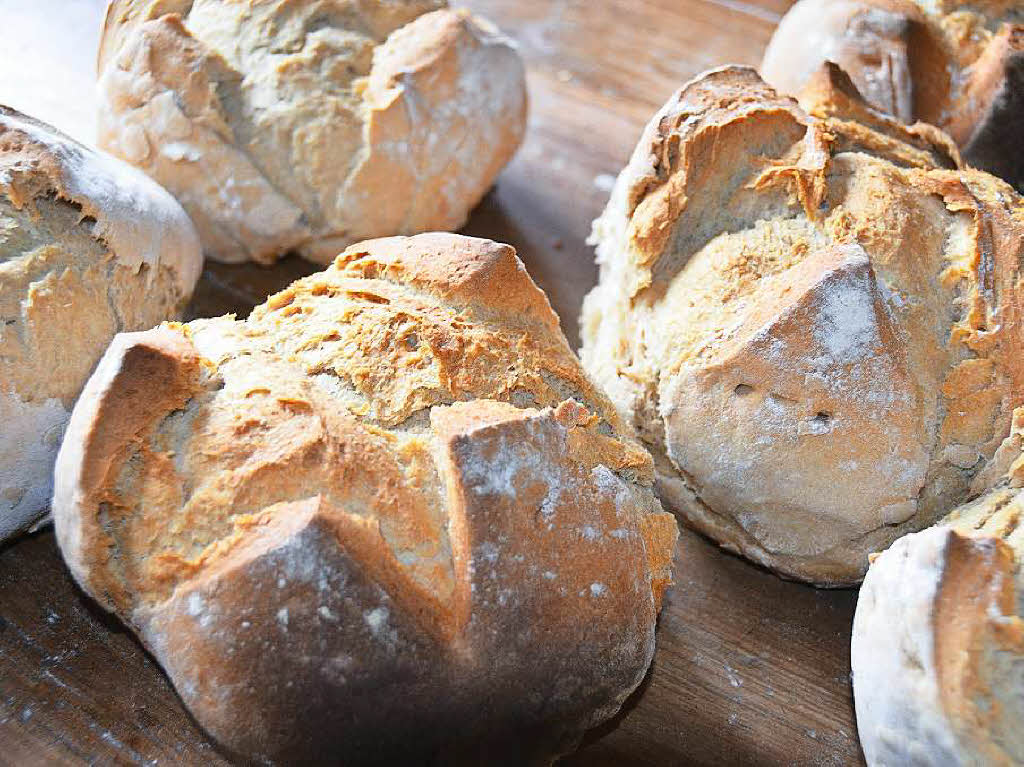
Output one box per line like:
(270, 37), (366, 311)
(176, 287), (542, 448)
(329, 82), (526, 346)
(53, 233), (677, 764)
(762, 0), (1024, 190)
(580, 65), (1023, 585)
(97, 1), (527, 265)
(852, 407), (1024, 765)
(0, 106), (201, 542)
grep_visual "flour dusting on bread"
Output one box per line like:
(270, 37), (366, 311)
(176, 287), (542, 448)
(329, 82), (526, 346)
(0, 107), (201, 540)
(582, 66), (1023, 584)
(53, 233), (677, 764)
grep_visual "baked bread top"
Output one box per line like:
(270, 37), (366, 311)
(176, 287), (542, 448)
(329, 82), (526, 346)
(0, 105), (200, 540)
(581, 65), (1023, 585)
(53, 233), (677, 763)
(97, 1), (527, 264)
(762, 0), (1024, 189)
(853, 407), (1024, 765)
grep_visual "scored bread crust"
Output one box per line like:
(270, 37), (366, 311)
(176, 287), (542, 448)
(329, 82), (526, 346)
(761, 0), (1024, 189)
(53, 233), (677, 764)
(852, 408), (1024, 765)
(96, 1), (527, 265)
(0, 106), (201, 541)
(580, 65), (1024, 585)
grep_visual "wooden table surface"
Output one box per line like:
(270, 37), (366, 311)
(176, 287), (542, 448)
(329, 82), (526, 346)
(0, 1), (868, 764)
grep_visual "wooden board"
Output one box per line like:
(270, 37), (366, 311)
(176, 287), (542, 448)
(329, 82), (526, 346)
(0, 1), (868, 764)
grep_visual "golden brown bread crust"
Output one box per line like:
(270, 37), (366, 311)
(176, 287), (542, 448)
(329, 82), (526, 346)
(798, 62), (962, 168)
(0, 106), (201, 541)
(581, 66), (1024, 585)
(762, 0), (1024, 189)
(96, 1), (527, 264)
(53, 233), (677, 764)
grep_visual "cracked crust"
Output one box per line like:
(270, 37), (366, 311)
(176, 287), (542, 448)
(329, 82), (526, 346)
(852, 409), (1024, 765)
(762, 0), (1024, 190)
(580, 66), (1024, 585)
(96, 1), (527, 264)
(53, 233), (677, 764)
(0, 106), (201, 541)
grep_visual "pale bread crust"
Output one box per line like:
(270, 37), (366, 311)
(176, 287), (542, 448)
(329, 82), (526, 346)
(581, 66), (1024, 585)
(96, 1), (527, 265)
(853, 525), (1024, 766)
(53, 233), (677, 764)
(762, 0), (1024, 189)
(853, 409), (1024, 765)
(0, 106), (201, 541)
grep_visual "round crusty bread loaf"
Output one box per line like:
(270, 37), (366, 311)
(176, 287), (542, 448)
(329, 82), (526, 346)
(852, 412), (1024, 765)
(96, 0), (527, 265)
(52, 233), (678, 764)
(580, 65), (1023, 586)
(0, 106), (201, 542)
(761, 0), (1024, 190)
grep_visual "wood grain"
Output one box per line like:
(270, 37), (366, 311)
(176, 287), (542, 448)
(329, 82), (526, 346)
(0, 1), (869, 765)
(0, 533), (230, 766)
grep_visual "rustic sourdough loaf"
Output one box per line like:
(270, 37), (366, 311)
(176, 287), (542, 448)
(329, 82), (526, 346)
(852, 406), (1024, 766)
(0, 106), (201, 542)
(762, 0), (1024, 190)
(97, 0), (527, 265)
(53, 233), (678, 764)
(580, 65), (1023, 585)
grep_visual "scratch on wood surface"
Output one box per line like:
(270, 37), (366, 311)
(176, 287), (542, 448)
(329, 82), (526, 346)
(41, 668), (80, 695)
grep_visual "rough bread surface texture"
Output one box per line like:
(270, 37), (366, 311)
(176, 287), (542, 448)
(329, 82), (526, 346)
(53, 233), (678, 765)
(0, 106), (201, 542)
(852, 407), (1024, 765)
(580, 65), (1024, 585)
(762, 0), (1024, 190)
(96, 0), (528, 265)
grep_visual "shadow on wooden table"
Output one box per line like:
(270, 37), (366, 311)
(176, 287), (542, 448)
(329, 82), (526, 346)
(566, 525), (864, 766)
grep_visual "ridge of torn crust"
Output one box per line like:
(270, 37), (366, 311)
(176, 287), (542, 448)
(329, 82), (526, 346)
(603, 67), (823, 297)
(53, 325), (203, 610)
(763, 0), (1024, 188)
(0, 107), (202, 295)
